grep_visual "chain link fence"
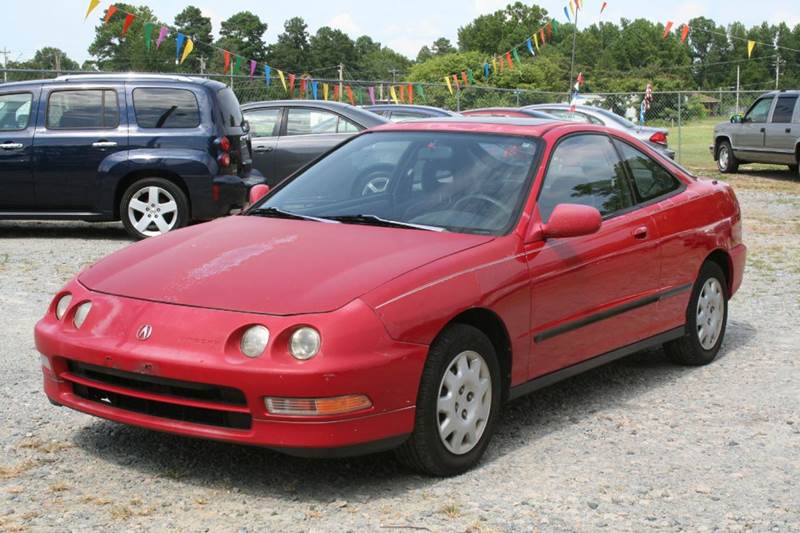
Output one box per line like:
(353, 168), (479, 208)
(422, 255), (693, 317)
(0, 67), (772, 168)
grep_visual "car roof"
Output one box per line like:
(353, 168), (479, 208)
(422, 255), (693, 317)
(0, 73), (227, 91)
(241, 99), (387, 128)
(363, 104), (459, 116)
(370, 116), (567, 136)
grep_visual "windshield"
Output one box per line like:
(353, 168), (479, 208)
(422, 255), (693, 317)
(252, 131), (540, 235)
(591, 107), (637, 129)
(216, 88), (244, 129)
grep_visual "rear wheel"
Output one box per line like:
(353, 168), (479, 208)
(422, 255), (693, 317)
(664, 262), (729, 366)
(395, 324), (501, 476)
(120, 178), (189, 240)
(717, 140), (738, 173)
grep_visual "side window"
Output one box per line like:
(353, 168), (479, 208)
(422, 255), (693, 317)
(744, 97), (773, 123)
(616, 141), (681, 202)
(285, 108), (339, 136)
(548, 109), (592, 123)
(47, 90), (119, 129)
(771, 96), (797, 124)
(538, 134), (633, 222)
(244, 108), (280, 137)
(0, 93), (33, 131)
(389, 111), (425, 122)
(133, 88), (200, 129)
(337, 117), (361, 133)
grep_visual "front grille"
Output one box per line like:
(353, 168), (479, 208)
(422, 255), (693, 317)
(67, 361), (246, 406)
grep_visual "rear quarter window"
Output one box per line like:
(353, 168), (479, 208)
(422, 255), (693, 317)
(133, 88), (200, 129)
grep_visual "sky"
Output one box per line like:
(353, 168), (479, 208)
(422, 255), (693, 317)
(1, 0), (799, 65)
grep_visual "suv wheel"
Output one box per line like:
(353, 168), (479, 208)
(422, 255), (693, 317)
(121, 178), (189, 240)
(395, 324), (501, 476)
(716, 140), (738, 173)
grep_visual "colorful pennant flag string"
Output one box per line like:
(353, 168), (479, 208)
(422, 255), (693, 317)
(175, 33), (186, 64)
(143, 22), (154, 51)
(121, 13), (135, 38)
(663, 21), (674, 39)
(85, 0), (101, 20)
(680, 24), (690, 44)
(156, 26), (169, 49)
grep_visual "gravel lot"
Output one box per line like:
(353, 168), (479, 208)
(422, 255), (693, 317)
(1, 170), (798, 532)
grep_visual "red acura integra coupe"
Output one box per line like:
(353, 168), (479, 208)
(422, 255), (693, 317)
(36, 118), (746, 476)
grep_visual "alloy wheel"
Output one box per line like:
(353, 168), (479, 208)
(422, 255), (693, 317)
(127, 186), (179, 237)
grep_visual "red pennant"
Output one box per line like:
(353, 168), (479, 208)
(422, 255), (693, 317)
(408, 84), (414, 105)
(663, 21), (674, 38)
(333, 84), (340, 102)
(287, 74), (296, 96)
(540, 29), (546, 45)
(104, 5), (117, 24)
(505, 51), (513, 69)
(452, 74), (460, 90)
(461, 71), (468, 85)
(121, 13), (135, 38)
(300, 78), (307, 98)
(399, 85), (406, 103)
(223, 51), (231, 74)
(680, 24), (690, 44)
(346, 85), (355, 105)
(546, 23), (553, 39)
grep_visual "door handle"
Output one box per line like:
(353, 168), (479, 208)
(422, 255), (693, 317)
(759, 127), (766, 133)
(254, 146), (273, 152)
(786, 128), (792, 133)
(0, 142), (23, 150)
(92, 141), (118, 148)
(632, 227), (648, 240)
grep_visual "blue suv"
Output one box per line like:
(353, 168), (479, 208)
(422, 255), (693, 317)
(0, 74), (265, 239)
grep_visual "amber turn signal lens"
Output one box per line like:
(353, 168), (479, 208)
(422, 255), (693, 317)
(265, 395), (372, 416)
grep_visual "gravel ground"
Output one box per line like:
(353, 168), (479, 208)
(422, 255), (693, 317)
(1, 170), (798, 532)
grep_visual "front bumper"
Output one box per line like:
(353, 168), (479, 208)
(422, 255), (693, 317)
(35, 281), (427, 455)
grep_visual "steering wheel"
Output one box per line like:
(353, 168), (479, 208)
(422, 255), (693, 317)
(453, 194), (511, 216)
(350, 164), (394, 197)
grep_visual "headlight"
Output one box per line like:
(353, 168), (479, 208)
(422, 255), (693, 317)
(240, 325), (270, 358)
(72, 302), (92, 329)
(55, 294), (72, 320)
(289, 327), (321, 360)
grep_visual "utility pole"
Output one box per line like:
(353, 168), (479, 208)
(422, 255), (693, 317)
(198, 55), (207, 75)
(338, 63), (344, 102)
(774, 54), (781, 90)
(0, 48), (10, 83)
(736, 65), (740, 114)
(53, 51), (62, 74)
(568, 7), (579, 97)
(389, 68), (399, 84)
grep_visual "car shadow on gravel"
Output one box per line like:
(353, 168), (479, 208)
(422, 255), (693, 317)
(0, 221), (131, 241)
(70, 321), (757, 500)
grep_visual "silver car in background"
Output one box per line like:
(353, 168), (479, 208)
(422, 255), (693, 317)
(525, 103), (675, 159)
(711, 90), (799, 176)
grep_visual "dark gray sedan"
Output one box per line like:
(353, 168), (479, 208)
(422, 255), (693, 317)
(363, 104), (460, 121)
(242, 100), (386, 185)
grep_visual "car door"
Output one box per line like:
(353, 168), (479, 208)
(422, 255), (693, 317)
(764, 94), (798, 163)
(271, 107), (360, 181)
(242, 106), (282, 185)
(525, 133), (661, 379)
(733, 96), (774, 160)
(0, 89), (39, 209)
(33, 85), (128, 211)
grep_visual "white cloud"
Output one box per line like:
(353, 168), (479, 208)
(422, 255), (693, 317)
(200, 7), (223, 35)
(473, 0), (507, 15)
(327, 13), (360, 35)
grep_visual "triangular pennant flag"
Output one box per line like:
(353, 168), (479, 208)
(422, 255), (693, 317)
(401, 85), (408, 102)
(492, 57), (498, 75)
(234, 55), (242, 73)
(407, 84), (414, 104)
(121, 13), (135, 38)
(546, 23), (553, 39)
(747, 40), (756, 58)
(533, 33), (540, 51)
(680, 24), (690, 44)
(368, 86), (375, 104)
(223, 51), (231, 74)
(356, 87), (365, 105)
(452, 74), (460, 90)
(175, 33), (186, 64)
(461, 71), (468, 86)
(526, 38), (535, 56)
(600, 2), (608, 14)
(277, 70), (287, 91)
(264, 65), (271, 87)
(104, 5), (117, 24)
(287, 73), (296, 96)
(323, 83), (330, 101)
(568, 0), (575, 17)
(300, 78), (306, 98)
(505, 51), (513, 69)
(512, 48), (521, 65)
(444, 76), (453, 95)
(575, 0), (582, 9)
(415, 83), (426, 100)
(180, 38), (194, 64)
(346, 85), (355, 105)
(156, 26), (169, 49)
(540, 29), (546, 45)
(552, 19), (559, 33)
(564, 6), (571, 22)
(85, 0), (101, 20)
(312, 80), (319, 100)
(333, 84), (340, 102)
(249, 60), (257, 79)
(483, 62), (490, 79)
(663, 21), (674, 39)
(390, 86), (399, 104)
(467, 69), (475, 85)
(143, 22), (154, 52)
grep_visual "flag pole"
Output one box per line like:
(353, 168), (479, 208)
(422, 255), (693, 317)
(568, 6), (579, 97)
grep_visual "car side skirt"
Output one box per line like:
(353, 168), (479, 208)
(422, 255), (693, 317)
(508, 326), (686, 401)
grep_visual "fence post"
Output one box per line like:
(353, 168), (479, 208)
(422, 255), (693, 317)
(677, 92), (682, 165)
(456, 87), (461, 112)
(515, 91), (520, 107)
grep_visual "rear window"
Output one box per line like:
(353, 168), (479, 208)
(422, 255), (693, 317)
(47, 90), (119, 129)
(216, 88), (244, 129)
(133, 88), (200, 129)
(0, 93), (33, 131)
(771, 96), (797, 124)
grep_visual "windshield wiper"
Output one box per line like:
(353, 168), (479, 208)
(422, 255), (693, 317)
(249, 207), (338, 223)
(325, 214), (445, 232)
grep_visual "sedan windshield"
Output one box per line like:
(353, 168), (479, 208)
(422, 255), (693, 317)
(251, 131), (540, 235)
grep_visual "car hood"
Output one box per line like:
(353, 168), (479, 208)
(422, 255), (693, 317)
(79, 216), (492, 315)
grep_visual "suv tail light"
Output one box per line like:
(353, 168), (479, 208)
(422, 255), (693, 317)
(649, 131), (668, 146)
(217, 153), (231, 168)
(216, 136), (231, 169)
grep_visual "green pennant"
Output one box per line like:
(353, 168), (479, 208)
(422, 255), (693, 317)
(552, 19), (558, 33)
(467, 68), (476, 84)
(234, 55), (243, 72)
(512, 48), (522, 65)
(143, 23), (154, 52)
(415, 83), (426, 101)
(356, 86), (364, 105)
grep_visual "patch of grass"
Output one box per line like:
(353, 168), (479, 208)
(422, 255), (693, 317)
(82, 495), (112, 506)
(673, 118), (719, 170)
(49, 482), (70, 493)
(18, 438), (74, 454)
(440, 503), (461, 519)
(0, 460), (39, 479)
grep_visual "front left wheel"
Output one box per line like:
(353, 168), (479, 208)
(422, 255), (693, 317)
(396, 324), (501, 477)
(120, 178), (189, 240)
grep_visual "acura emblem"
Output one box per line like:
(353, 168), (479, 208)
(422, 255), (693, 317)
(136, 324), (153, 341)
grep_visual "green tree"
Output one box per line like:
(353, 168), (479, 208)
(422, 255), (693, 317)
(266, 17), (311, 72)
(14, 47), (80, 71)
(309, 27), (357, 73)
(457, 2), (549, 54)
(216, 11), (268, 67)
(353, 36), (412, 80)
(174, 6), (213, 72)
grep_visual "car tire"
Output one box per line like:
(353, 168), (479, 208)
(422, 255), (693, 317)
(789, 164), (798, 176)
(716, 140), (738, 173)
(664, 262), (729, 366)
(395, 324), (501, 477)
(120, 178), (189, 240)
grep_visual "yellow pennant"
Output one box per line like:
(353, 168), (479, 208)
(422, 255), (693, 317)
(444, 76), (453, 95)
(85, 0), (101, 20)
(491, 57), (498, 75)
(569, 0), (575, 16)
(180, 39), (194, 64)
(747, 40), (756, 58)
(277, 70), (287, 91)
(323, 83), (329, 101)
(390, 86), (399, 104)
(533, 34), (540, 51)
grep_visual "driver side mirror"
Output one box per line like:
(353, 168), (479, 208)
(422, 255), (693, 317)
(248, 184), (270, 204)
(542, 204), (602, 240)
(730, 114), (743, 124)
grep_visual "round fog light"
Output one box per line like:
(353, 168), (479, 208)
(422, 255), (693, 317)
(72, 302), (92, 329)
(290, 327), (321, 360)
(55, 294), (72, 320)
(240, 325), (270, 358)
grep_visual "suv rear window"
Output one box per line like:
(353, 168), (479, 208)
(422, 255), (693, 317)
(47, 90), (119, 129)
(216, 88), (244, 129)
(0, 93), (33, 131)
(771, 96), (797, 124)
(133, 88), (200, 129)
